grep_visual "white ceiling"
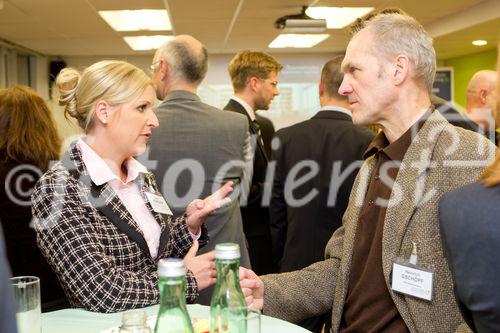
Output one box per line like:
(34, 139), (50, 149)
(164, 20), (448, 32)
(0, 0), (498, 59)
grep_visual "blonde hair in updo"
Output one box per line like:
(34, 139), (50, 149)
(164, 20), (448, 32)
(56, 60), (151, 132)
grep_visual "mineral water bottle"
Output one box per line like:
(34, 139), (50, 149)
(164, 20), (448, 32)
(154, 259), (194, 333)
(210, 243), (247, 333)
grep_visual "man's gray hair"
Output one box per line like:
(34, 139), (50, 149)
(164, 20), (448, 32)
(157, 39), (208, 84)
(362, 13), (436, 93)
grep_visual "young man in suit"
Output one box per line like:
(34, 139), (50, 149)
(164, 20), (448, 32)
(149, 35), (253, 304)
(224, 51), (282, 275)
(240, 13), (496, 332)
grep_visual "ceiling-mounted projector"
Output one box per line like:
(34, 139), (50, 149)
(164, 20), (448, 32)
(274, 6), (327, 33)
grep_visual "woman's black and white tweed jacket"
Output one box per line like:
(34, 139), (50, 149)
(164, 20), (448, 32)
(31, 143), (208, 313)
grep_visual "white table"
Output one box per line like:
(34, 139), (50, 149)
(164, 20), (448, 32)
(42, 304), (311, 332)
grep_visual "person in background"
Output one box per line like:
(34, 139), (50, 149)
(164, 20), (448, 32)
(224, 51), (282, 275)
(0, 85), (67, 311)
(439, 50), (500, 333)
(149, 35), (252, 305)
(269, 56), (374, 332)
(31, 60), (232, 313)
(0, 225), (17, 333)
(466, 70), (498, 143)
(431, 94), (482, 134)
(240, 13), (495, 332)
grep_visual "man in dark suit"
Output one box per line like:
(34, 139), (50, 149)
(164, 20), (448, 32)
(269, 56), (374, 332)
(149, 35), (252, 304)
(271, 56), (374, 272)
(224, 51), (282, 275)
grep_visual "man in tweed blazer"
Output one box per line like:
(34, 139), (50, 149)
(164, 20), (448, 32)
(240, 13), (496, 332)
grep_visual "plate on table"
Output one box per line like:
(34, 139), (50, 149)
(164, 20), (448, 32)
(101, 315), (210, 333)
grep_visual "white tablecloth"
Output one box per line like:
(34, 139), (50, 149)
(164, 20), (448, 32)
(41, 304), (311, 332)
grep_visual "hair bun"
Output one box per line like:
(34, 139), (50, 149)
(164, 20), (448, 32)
(55, 68), (80, 119)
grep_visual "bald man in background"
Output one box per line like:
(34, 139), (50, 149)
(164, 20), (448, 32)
(149, 35), (252, 303)
(466, 70), (498, 141)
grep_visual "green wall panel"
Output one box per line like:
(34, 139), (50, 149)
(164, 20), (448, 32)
(442, 48), (498, 108)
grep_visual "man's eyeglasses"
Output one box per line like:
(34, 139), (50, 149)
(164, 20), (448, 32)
(149, 61), (161, 73)
(258, 78), (279, 87)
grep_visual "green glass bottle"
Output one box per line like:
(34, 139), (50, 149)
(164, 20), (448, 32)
(210, 243), (247, 333)
(154, 258), (194, 333)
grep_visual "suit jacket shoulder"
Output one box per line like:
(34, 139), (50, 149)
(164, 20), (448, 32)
(439, 182), (500, 333)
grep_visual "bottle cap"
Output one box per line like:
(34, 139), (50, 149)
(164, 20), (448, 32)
(215, 243), (240, 260)
(158, 258), (186, 277)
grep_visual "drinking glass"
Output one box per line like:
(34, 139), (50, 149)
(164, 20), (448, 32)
(11, 276), (41, 333)
(231, 308), (261, 333)
(246, 309), (261, 333)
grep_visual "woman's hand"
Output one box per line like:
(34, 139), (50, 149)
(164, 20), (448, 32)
(184, 240), (216, 291)
(185, 181), (233, 234)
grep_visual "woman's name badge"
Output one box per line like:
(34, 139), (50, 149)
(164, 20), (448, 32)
(391, 258), (433, 301)
(145, 192), (173, 215)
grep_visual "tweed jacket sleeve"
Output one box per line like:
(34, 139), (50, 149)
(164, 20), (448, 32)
(261, 224), (343, 322)
(32, 157), (205, 313)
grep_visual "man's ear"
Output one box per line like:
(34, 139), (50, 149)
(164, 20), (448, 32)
(249, 76), (259, 92)
(95, 100), (110, 125)
(319, 80), (325, 97)
(393, 54), (410, 86)
(479, 89), (488, 104)
(160, 59), (170, 81)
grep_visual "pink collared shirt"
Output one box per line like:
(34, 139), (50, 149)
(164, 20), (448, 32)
(77, 139), (161, 259)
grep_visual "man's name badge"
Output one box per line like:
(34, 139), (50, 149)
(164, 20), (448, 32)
(391, 259), (433, 301)
(145, 192), (173, 215)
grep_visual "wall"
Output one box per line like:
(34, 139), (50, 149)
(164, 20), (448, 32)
(443, 48), (498, 108)
(52, 52), (336, 141)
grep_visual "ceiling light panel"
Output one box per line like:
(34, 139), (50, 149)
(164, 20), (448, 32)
(472, 40), (488, 46)
(99, 9), (172, 31)
(123, 35), (174, 51)
(306, 7), (374, 29)
(269, 34), (330, 48)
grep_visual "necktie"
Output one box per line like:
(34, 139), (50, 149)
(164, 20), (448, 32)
(253, 119), (265, 148)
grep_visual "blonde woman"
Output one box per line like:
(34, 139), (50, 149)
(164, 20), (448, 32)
(32, 60), (232, 313)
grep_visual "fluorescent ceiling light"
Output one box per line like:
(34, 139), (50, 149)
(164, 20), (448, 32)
(99, 9), (171, 31)
(472, 40), (488, 46)
(306, 7), (374, 29)
(269, 34), (329, 48)
(123, 35), (174, 51)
